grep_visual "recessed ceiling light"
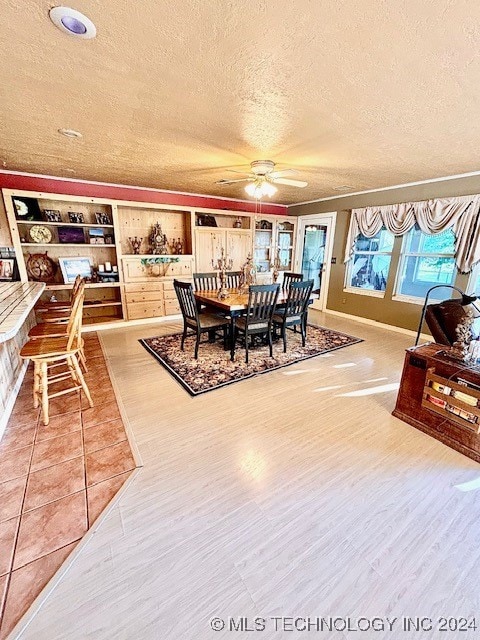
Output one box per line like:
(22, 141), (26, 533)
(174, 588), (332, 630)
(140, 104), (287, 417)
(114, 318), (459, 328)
(49, 7), (96, 39)
(58, 128), (82, 139)
(332, 185), (354, 192)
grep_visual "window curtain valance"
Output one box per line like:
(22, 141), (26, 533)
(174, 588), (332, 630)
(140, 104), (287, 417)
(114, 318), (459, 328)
(344, 195), (480, 273)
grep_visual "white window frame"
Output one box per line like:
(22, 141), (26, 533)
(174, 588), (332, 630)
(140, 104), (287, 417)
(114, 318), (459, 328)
(467, 262), (480, 296)
(393, 228), (457, 303)
(344, 228), (394, 298)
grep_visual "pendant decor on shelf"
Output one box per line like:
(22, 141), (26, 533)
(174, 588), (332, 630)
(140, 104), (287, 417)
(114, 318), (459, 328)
(149, 222), (168, 255)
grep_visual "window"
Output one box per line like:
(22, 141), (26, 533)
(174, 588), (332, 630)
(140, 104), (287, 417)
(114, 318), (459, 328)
(395, 226), (456, 300)
(468, 264), (480, 296)
(346, 228), (394, 294)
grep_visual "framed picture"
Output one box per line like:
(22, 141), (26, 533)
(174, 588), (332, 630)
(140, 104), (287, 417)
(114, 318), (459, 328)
(59, 256), (92, 284)
(197, 214), (217, 227)
(43, 209), (62, 222)
(88, 228), (105, 244)
(95, 212), (111, 225)
(0, 258), (15, 281)
(68, 212), (84, 223)
(58, 226), (85, 244)
(12, 197), (42, 221)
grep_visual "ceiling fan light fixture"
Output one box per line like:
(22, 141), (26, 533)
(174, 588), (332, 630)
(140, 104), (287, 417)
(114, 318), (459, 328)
(245, 181), (277, 199)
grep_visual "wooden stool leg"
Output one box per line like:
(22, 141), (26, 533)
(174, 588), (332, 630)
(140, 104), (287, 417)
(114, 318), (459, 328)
(67, 355), (79, 384)
(71, 353), (93, 407)
(40, 361), (49, 425)
(33, 361), (40, 409)
(79, 347), (88, 373)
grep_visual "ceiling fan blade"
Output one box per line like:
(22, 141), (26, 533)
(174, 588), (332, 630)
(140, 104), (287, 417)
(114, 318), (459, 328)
(273, 178), (308, 188)
(216, 178), (251, 185)
(269, 169), (297, 178)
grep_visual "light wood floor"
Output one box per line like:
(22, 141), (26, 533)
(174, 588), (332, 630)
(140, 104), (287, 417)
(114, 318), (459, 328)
(13, 311), (480, 639)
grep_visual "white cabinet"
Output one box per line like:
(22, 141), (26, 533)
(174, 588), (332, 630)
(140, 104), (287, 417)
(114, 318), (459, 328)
(254, 216), (296, 279)
(194, 228), (253, 272)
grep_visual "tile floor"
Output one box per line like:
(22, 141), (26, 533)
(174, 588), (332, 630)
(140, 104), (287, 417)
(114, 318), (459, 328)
(0, 333), (138, 639)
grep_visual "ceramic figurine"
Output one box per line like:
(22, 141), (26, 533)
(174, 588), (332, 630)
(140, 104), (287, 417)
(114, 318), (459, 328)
(128, 236), (143, 255)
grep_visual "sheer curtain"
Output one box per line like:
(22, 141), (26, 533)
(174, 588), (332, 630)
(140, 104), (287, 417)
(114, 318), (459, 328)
(344, 195), (480, 273)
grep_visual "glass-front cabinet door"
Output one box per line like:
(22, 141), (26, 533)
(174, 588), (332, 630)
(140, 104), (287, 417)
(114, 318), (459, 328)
(254, 219), (274, 275)
(276, 221), (295, 271)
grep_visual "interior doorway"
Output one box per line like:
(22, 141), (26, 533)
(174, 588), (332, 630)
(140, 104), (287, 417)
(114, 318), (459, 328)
(294, 213), (336, 311)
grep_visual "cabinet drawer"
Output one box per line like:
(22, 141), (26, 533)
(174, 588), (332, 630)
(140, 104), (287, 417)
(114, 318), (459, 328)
(164, 300), (181, 315)
(124, 283), (163, 293)
(168, 260), (193, 277)
(127, 302), (164, 320)
(163, 288), (177, 300)
(125, 291), (163, 304)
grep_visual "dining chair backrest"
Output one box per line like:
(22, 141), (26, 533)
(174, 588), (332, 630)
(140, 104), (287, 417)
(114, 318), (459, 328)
(174, 280), (200, 324)
(284, 279), (314, 318)
(226, 271), (242, 289)
(193, 272), (218, 291)
(246, 284), (280, 323)
(283, 272), (303, 291)
(66, 280), (86, 352)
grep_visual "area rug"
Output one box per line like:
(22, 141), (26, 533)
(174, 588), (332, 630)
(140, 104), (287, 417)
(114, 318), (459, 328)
(139, 325), (362, 396)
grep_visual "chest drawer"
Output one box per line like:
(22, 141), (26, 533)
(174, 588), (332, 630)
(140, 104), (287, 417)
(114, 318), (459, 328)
(127, 301), (165, 320)
(164, 300), (181, 315)
(124, 283), (163, 293)
(125, 291), (163, 304)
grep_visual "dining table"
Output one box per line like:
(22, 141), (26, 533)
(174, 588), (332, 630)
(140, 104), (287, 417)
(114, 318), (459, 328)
(194, 287), (309, 360)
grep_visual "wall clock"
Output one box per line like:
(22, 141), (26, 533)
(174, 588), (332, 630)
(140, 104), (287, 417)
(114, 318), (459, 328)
(149, 222), (168, 255)
(26, 252), (57, 282)
(29, 225), (52, 244)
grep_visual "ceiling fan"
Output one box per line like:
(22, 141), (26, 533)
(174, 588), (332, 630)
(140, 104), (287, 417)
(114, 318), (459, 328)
(216, 160), (308, 199)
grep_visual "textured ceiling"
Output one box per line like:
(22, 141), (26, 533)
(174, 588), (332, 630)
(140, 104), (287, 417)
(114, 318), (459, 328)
(2, 0), (480, 204)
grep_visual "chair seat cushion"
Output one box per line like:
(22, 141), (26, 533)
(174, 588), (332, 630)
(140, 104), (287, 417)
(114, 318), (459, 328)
(194, 314), (229, 329)
(236, 317), (269, 332)
(273, 313), (302, 324)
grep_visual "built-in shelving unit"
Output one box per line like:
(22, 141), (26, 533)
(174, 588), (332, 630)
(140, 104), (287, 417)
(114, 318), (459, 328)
(3, 188), (297, 328)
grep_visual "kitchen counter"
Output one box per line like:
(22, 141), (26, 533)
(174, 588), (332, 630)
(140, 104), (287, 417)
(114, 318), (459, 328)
(0, 281), (44, 436)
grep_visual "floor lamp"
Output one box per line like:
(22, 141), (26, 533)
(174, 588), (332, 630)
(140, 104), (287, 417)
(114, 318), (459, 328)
(414, 284), (477, 346)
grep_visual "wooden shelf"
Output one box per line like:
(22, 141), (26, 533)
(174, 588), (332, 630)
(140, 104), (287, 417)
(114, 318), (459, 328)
(16, 220), (114, 229)
(44, 282), (121, 290)
(85, 301), (122, 308)
(120, 254), (193, 258)
(21, 243), (116, 248)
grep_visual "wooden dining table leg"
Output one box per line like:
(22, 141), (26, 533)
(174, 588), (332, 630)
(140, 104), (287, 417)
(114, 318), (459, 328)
(230, 315), (236, 362)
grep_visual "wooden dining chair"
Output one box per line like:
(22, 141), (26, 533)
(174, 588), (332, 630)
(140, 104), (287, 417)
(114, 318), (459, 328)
(232, 284), (280, 363)
(20, 281), (93, 425)
(282, 272), (304, 291)
(174, 280), (229, 359)
(193, 272), (218, 291)
(273, 279), (314, 352)
(226, 271), (242, 289)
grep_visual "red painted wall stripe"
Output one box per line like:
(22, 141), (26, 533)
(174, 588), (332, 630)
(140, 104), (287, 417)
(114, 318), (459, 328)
(0, 173), (287, 216)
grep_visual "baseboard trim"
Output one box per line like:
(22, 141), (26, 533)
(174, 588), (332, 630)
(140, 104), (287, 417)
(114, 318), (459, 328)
(82, 314), (182, 333)
(324, 308), (431, 341)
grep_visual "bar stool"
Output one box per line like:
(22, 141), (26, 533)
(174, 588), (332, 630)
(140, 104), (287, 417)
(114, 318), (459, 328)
(28, 280), (88, 372)
(20, 281), (93, 425)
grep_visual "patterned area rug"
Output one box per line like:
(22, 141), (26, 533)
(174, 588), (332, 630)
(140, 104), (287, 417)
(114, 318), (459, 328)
(140, 325), (362, 396)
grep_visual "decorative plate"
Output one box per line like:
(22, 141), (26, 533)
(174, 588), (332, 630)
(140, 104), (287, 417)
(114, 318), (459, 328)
(26, 252), (57, 282)
(29, 225), (52, 244)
